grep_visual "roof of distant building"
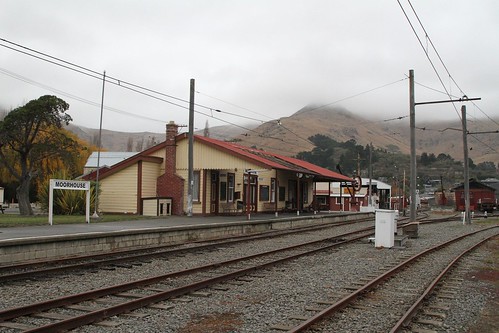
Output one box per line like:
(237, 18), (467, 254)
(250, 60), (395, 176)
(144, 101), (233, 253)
(84, 152), (138, 169)
(360, 178), (391, 190)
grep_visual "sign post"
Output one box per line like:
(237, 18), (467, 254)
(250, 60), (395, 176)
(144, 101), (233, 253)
(49, 179), (91, 225)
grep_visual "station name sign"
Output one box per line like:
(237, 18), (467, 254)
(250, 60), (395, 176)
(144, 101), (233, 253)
(48, 179), (91, 225)
(50, 179), (90, 191)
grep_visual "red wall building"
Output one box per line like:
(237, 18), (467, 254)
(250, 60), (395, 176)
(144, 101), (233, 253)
(453, 179), (496, 212)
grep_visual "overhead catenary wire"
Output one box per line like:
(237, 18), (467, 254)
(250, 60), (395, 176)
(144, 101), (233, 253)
(4, 36), (495, 158)
(1, 37), (281, 130)
(415, 80), (499, 129)
(0, 67), (168, 123)
(397, 1), (499, 161)
(195, 90), (275, 121)
(396, 0), (461, 119)
(406, 0), (467, 98)
(303, 78), (407, 113)
(0, 38), (189, 104)
(1, 38), (409, 149)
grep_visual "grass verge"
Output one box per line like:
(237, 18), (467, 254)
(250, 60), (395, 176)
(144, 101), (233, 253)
(0, 213), (158, 227)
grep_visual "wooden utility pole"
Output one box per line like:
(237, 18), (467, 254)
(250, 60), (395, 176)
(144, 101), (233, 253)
(368, 143), (373, 207)
(187, 79), (195, 217)
(409, 69), (480, 224)
(93, 70), (106, 219)
(461, 105), (471, 224)
(409, 69), (416, 221)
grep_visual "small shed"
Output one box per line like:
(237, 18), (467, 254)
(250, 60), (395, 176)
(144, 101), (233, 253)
(453, 179), (496, 212)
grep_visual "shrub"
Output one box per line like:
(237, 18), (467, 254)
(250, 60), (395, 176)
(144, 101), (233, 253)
(38, 171), (99, 215)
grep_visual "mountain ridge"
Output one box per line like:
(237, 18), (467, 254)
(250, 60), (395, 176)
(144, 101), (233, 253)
(66, 105), (499, 164)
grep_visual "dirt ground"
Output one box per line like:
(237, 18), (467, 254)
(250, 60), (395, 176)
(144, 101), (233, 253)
(467, 236), (499, 333)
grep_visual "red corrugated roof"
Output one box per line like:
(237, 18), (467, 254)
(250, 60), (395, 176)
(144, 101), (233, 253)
(191, 135), (353, 182)
(83, 133), (353, 183)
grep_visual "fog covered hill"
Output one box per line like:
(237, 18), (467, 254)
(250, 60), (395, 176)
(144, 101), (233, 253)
(65, 124), (164, 152)
(66, 105), (498, 164)
(65, 123), (250, 152)
(232, 105), (498, 164)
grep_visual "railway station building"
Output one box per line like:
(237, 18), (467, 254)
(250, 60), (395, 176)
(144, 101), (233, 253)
(83, 121), (353, 216)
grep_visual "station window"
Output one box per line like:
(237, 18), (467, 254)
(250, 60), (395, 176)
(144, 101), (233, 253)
(260, 185), (269, 201)
(270, 178), (276, 203)
(227, 173), (235, 202)
(193, 171), (200, 202)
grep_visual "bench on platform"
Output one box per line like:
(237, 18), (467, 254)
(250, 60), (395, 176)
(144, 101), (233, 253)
(262, 202), (277, 212)
(221, 202), (240, 215)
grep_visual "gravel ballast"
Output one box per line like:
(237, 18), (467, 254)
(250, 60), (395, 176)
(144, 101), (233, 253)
(0, 218), (497, 333)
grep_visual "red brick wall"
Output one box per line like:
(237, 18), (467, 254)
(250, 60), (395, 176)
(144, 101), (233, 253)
(157, 173), (184, 215)
(156, 122), (185, 215)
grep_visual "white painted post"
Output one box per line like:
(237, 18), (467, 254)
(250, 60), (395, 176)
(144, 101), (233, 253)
(86, 187), (90, 223)
(49, 179), (54, 225)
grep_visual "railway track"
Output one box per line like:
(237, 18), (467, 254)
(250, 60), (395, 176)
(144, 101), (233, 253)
(0, 212), (444, 283)
(0, 213), (475, 333)
(0, 226), (378, 332)
(0, 216), (377, 283)
(278, 226), (498, 332)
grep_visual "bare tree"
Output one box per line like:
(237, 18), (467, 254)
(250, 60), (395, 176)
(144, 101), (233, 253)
(203, 120), (210, 137)
(135, 137), (144, 152)
(126, 137), (134, 152)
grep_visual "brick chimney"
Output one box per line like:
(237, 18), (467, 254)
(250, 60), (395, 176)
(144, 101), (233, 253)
(166, 121), (179, 142)
(157, 121), (184, 215)
(165, 121), (179, 174)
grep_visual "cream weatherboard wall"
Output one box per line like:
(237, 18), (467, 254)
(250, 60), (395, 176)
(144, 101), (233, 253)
(98, 164), (138, 214)
(148, 147), (166, 174)
(176, 140), (262, 170)
(141, 161), (162, 198)
(176, 139), (267, 214)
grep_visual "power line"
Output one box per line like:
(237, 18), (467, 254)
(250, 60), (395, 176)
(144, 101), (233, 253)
(406, 0), (467, 98)
(0, 38), (190, 104)
(405, 1), (497, 131)
(415, 80), (499, 129)
(1, 38), (286, 129)
(0, 67), (168, 123)
(305, 78), (407, 112)
(196, 90), (275, 121)
(396, 0), (461, 119)
(468, 134), (498, 154)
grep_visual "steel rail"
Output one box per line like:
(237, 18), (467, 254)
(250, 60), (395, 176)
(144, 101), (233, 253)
(389, 233), (498, 332)
(0, 228), (374, 324)
(21, 232), (375, 333)
(285, 226), (498, 333)
(0, 217), (374, 282)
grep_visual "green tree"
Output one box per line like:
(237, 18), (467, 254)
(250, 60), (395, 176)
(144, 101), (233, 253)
(0, 95), (81, 215)
(296, 134), (337, 169)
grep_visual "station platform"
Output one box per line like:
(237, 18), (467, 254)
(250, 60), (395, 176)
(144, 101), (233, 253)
(0, 213), (275, 242)
(0, 211), (371, 265)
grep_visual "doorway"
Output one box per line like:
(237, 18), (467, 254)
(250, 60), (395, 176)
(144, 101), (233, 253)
(243, 174), (258, 213)
(210, 171), (219, 214)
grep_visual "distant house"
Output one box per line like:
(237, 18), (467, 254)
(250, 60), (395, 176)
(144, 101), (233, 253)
(453, 179), (496, 212)
(315, 178), (391, 212)
(83, 121), (353, 216)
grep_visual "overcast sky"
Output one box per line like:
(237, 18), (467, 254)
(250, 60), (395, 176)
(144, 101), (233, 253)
(1, 1), (498, 134)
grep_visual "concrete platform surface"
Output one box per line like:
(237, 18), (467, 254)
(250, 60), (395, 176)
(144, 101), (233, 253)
(0, 212), (336, 242)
